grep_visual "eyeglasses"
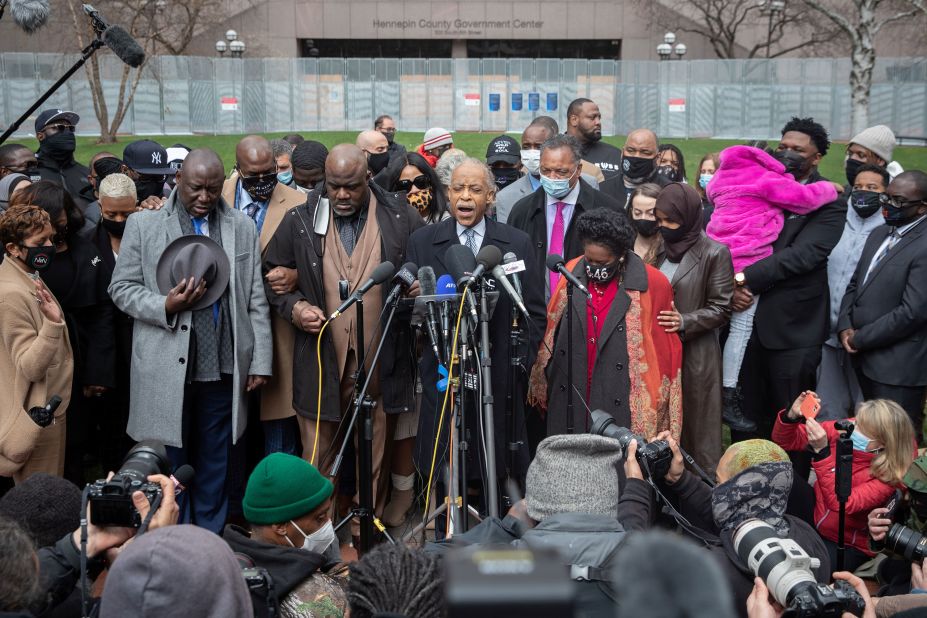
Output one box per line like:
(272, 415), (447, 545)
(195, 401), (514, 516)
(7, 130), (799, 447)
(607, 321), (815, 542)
(396, 175), (430, 192)
(237, 167), (277, 181)
(44, 123), (76, 133)
(879, 193), (925, 210)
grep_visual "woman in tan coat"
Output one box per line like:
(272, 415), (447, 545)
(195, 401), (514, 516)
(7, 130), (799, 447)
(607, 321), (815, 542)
(0, 203), (73, 482)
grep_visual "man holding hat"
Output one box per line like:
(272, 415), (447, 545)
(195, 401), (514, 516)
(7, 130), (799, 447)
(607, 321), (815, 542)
(224, 452), (348, 616)
(109, 148), (272, 533)
(121, 139), (174, 209)
(416, 127), (453, 168)
(33, 108), (92, 211)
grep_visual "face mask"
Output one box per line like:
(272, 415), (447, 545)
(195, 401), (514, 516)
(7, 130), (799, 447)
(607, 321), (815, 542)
(659, 225), (687, 244)
(850, 429), (871, 452)
(539, 173), (574, 199)
(241, 174), (277, 202)
(20, 244), (55, 271)
(277, 170), (293, 186)
(520, 149), (541, 175)
(493, 168), (520, 190)
(773, 150), (808, 179)
(288, 519), (335, 555)
(101, 217), (127, 238)
(631, 217), (659, 238)
(622, 155), (655, 181)
(849, 190), (883, 219)
(585, 259), (621, 283)
(407, 188), (434, 218)
(135, 179), (164, 203)
(845, 157), (865, 186)
(40, 132), (76, 163)
(656, 165), (680, 182)
(367, 151), (390, 175)
(882, 195), (926, 226)
(698, 173), (713, 190)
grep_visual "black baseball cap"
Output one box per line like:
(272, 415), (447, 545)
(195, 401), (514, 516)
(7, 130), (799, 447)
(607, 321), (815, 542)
(34, 109), (80, 134)
(122, 140), (173, 175)
(486, 135), (520, 165)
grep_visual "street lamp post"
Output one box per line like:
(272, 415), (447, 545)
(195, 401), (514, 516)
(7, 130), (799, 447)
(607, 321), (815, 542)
(657, 32), (685, 61)
(216, 29), (245, 58)
(763, 0), (786, 58)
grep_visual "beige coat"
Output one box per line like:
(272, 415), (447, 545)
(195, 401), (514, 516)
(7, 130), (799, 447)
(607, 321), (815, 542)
(0, 258), (73, 475)
(222, 179), (306, 421)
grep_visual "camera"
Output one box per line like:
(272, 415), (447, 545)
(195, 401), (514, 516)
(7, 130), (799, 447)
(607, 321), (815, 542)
(88, 441), (170, 527)
(734, 520), (865, 617)
(589, 409), (673, 480)
(884, 523), (927, 563)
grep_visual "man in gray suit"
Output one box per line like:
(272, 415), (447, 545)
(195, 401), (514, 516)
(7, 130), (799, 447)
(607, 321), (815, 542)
(109, 148), (272, 532)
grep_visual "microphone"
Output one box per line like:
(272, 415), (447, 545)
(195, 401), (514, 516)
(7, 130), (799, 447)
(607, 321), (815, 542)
(170, 464), (195, 496)
(503, 252), (523, 297)
(445, 244), (476, 287)
(546, 253), (591, 298)
(385, 261), (417, 306)
(83, 4), (146, 68)
(27, 395), (61, 428)
(330, 261), (395, 318)
(3, 0), (49, 34)
(491, 263), (529, 319)
(437, 274), (456, 352)
(465, 245), (503, 284)
(418, 266), (445, 365)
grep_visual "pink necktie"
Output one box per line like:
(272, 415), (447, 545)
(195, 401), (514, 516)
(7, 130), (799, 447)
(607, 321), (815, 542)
(549, 201), (566, 293)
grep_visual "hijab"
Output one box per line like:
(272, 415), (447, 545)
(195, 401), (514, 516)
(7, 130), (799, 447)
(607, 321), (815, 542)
(654, 182), (703, 263)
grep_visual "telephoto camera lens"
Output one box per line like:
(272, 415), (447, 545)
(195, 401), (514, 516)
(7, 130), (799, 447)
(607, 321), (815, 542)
(885, 523), (927, 563)
(588, 409), (673, 480)
(88, 440), (171, 527)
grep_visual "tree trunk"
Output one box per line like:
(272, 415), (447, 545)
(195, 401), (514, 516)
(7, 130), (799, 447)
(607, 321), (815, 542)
(849, 5), (876, 137)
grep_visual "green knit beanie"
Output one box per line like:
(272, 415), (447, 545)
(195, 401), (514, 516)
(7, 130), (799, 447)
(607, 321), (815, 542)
(243, 453), (333, 525)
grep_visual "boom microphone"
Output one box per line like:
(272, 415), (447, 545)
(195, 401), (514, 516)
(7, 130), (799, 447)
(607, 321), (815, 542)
(3, 0), (50, 34)
(545, 253), (591, 298)
(83, 4), (146, 68)
(330, 261), (395, 318)
(418, 266), (445, 365)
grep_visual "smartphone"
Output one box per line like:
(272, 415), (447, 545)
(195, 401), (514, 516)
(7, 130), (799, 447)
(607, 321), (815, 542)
(884, 489), (904, 522)
(800, 394), (821, 420)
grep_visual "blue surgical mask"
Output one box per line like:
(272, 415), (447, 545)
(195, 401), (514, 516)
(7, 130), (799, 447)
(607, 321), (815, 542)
(539, 173), (573, 199)
(277, 170), (293, 185)
(850, 429), (871, 452)
(698, 173), (713, 190)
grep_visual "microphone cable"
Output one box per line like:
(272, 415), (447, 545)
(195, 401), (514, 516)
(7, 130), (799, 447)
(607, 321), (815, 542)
(313, 318), (334, 466)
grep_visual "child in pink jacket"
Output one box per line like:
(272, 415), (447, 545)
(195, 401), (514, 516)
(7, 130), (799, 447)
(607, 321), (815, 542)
(706, 145), (837, 415)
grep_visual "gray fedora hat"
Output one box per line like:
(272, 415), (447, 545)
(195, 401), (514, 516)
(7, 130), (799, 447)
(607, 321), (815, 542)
(156, 235), (230, 311)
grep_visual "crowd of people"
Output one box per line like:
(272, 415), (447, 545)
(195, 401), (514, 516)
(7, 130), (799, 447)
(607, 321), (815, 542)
(0, 98), (925, 618)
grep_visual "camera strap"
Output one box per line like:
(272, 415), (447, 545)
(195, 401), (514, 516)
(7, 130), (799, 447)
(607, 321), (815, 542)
(641, 460), (721, 548)
(80, 486), (91, 618)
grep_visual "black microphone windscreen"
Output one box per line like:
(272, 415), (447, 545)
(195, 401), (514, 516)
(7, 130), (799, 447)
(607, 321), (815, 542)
(10, 0), (49, 34)
(445, 244), (476, 283)
(418, 266), (437, 296)
(370, 260), (396, 284)
(546, 253), (565, 272)
(475, 244), (503, 269)
(102, 25), (146, 68)
(394, 261), (417, 287)
(173, 464), (195, 487)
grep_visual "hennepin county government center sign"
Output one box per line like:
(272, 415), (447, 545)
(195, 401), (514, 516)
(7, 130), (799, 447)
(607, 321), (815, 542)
(371, 18), (545, 37)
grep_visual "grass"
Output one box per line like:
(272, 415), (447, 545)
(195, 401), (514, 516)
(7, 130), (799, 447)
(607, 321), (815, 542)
(13, 131), (927, 181)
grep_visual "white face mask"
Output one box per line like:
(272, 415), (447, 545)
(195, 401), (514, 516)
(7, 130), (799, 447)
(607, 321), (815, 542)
(520, 149), (541, 175)
(287, 519), (335, 554)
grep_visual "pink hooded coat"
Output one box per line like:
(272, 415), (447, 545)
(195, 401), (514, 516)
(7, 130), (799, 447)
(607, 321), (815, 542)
(706, 145), (837, 273)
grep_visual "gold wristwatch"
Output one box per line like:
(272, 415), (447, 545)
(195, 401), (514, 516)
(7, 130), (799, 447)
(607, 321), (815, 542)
(734, 272), (746, 287)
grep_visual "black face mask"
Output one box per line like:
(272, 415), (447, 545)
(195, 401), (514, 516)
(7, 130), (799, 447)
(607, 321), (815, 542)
(631, 218), (660, 238)
(241, 175), (277, 202)
(622, 155), (655, 181)
(493, 168), (520, 190)
(39, 132), (76, 164)
(773, 149), (809, 179)
(367, 152), (390, 175)
(383, 132), (395, 144)
(849, 190), (883, 219)
(845, 158), (865, 186)
(135, 179), (164, 203)
(659, 225), (687, 244)
(656, 165), (681, 183)
(101, 217), (127, 238)
(20, 244), (55, 271)
(883, 201), (925, 227)
(585, 258), (622, 283)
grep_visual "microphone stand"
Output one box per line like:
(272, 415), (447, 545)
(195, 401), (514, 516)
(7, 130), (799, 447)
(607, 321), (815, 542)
(834, 420), (855, 572)
(0, 38), (105, 146)
(477, 279), (500, 518)
(503, 291), (523, 507)
(566, 277), (575, 434)
(330, 293), (398, 553)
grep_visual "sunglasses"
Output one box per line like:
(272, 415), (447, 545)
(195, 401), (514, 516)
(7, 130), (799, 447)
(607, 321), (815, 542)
(879, 193), (925, 210)
(45, 123), (76, 133)
(396, 175), (430, 192)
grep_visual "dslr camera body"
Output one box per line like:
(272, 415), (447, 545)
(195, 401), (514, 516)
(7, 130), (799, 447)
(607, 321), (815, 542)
(590, 409), (673, 480)
(88, 441), (170, 528)
(734, 520), (865, 618)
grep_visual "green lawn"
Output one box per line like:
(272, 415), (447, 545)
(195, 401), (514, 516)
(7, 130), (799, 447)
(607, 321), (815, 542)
(12, 131), (927, 182)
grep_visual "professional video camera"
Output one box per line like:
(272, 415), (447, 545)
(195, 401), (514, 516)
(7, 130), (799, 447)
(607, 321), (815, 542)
(88, 440), (170, 527)
(590, 409), (673, 480)
(884, 523), (927, 562)
(734, 520), (866, 617)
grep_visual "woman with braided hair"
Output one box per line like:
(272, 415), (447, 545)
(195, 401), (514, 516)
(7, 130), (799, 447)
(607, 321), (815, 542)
(348, 544), (445, 618)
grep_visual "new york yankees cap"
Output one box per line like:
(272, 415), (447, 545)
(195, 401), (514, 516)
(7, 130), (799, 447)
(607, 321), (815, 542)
(122, 139), (173, 176)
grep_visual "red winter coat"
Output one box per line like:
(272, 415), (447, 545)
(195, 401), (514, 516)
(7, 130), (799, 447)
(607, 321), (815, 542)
(772, 412), (899, 556)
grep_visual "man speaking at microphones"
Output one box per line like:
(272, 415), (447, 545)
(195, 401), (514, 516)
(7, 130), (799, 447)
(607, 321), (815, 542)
(406, 157), (545, 512)
(263, 144), (423, 542)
